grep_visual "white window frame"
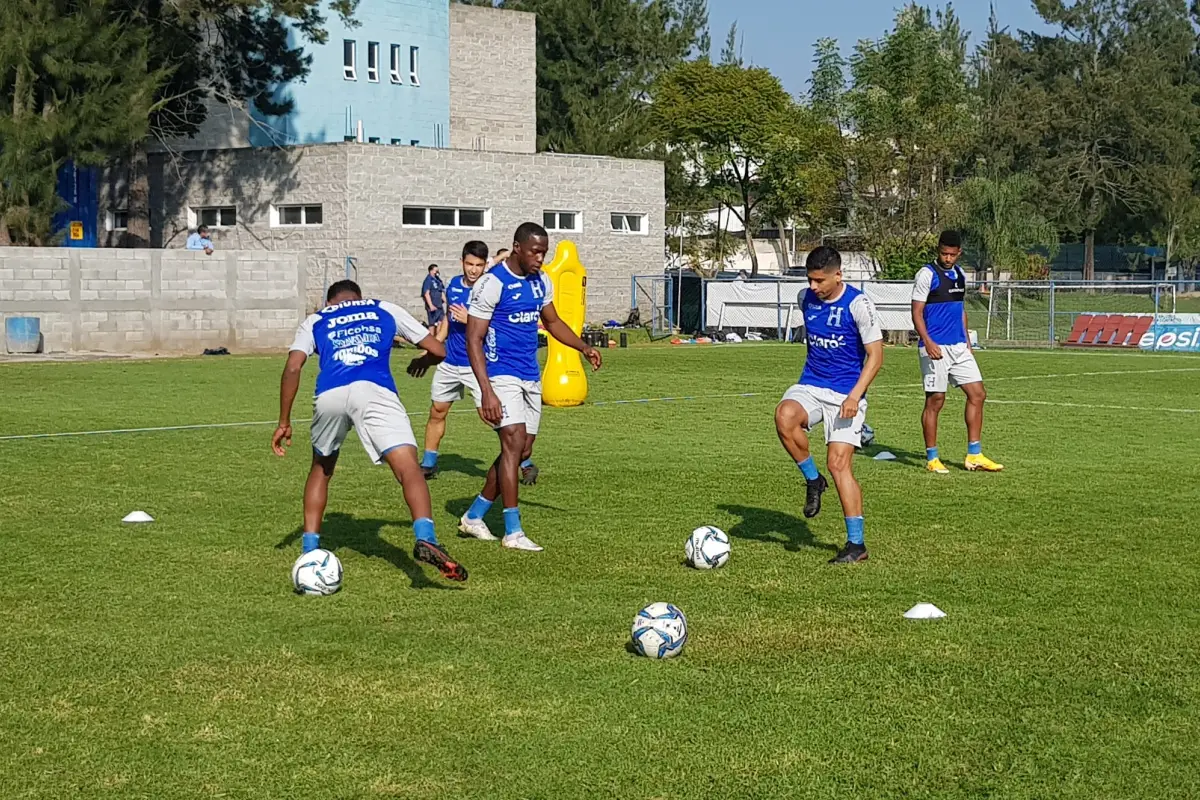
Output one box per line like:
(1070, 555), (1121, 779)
(401, 206), (490, 230)
(343, 40), (356, 80)
(271, 204), (323, 228)
(367, 41), (379, 82)
(610, 212), (648, 236)
(543, 210), (582, 233)
(106, 209), (129, 232)
(188, 206), (237, 229)
(409, 46), (420, 86)
(389, 44), (402, 84)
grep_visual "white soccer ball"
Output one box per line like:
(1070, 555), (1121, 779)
(631, 602), (688, 659)
(860, 422), (876, 449)
(685, 525), (731, 569)
(292, 548), (343, 596)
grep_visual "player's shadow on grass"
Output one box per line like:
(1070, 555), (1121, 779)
(276, 514), (461, 591)
(859, 444), (930, 469)
(434, 453), (489, 479)
(718, 504), (839, 553)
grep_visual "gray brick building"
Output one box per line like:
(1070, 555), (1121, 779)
(114, 3), (664, 322)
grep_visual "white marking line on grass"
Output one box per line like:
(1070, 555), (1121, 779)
(985, 399), (1200, 415)
(3, 365), (1198, 442)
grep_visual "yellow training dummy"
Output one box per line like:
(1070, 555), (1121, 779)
(541, 240), (588, 407)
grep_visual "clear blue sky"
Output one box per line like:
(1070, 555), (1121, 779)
(706, 0), (1051, 98)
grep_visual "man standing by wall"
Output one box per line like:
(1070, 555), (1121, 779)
(422, 264), (446, 337)
(186, 225), (214, 255)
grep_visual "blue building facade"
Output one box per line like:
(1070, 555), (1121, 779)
(250, 0), (451, 148)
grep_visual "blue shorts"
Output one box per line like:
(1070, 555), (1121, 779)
(427, 308), (445, 326)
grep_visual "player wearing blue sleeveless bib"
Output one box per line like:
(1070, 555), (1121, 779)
(911, 230), (1003, 474)
(775, 247), (884, 564)
(416, 241), (491, 479)
(272, 280), (468, 582)
(458, 222), (603, 552)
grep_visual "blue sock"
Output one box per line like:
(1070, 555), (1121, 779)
(926, 447), (939, 462)
(301, 532), (320, 553)
(466, 494), (494, 521)
(520, 458), (534, 469)
(968, 441), (982, 456)
(797, 457), (819, 481)
(503, 507), (523, 536)
(413, 517), (437, 544)
(845, 516), (865, 546)
(420, 450), (438, 469)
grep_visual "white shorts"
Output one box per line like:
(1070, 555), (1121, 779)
(310, 381), (416, 464)
(430, 362), (482, 406)
(779, 384), (867, 448)
(492, 375), (542, 435)
(919, 342), (983, 393)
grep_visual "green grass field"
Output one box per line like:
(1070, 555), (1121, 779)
(3, 344), (1200, 799)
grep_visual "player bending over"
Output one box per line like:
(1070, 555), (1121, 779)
(457, 222), (602, 551)
(272, 280), (468, 582)
(911, 230), (1003, 474)
(775, 246), (884, 564)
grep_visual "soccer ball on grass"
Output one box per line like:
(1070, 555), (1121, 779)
(685, 525), (731, 569)
(292, 548), (343, 595)
(631, 602), (688, 659)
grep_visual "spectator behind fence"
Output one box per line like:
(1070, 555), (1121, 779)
(186, 225), (214, 255)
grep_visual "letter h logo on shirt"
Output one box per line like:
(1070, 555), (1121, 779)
(826, 306), (844, 328)
(530, 278), (545, 301)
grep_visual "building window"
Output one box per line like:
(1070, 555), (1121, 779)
(272, 205), (323, 227)
(409, 46), (420, 85)
(343, 40), (356, 80)
(402, 206), (489, 229)
(191, 206), (236, 228)
(367, 42), (379, 82)
(611, 213), (646, 235)
(390, 45), (402, 84)
(106, 209), (129, 232)
(544, 211), (581, 233)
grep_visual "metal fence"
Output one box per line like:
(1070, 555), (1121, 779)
(631, 273), (1190, 346)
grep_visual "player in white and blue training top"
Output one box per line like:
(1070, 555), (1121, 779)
(911, 230), (1003, 474)
(775, 246), (884, 564)
(272, 279), (468, 582)
(457, 222), (603, 552)
(416, 241), (492, 479)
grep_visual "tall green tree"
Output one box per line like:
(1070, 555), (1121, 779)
(982, 0), (1197, 279)
(839, 4), (976, 276)
(654, 59), (840, 275)
(0, 0), (163, 244)
(952, 171), (1059, 279)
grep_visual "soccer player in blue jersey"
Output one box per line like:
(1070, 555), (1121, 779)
(457, 222), (603, 551)
(272, 280), (468, 582)
(775, 246), (884, 564)
(912, 230), (1003, 474)
(417, 241), (490, 479)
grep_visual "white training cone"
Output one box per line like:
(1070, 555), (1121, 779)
(122, 511), (154, 524)
(904, 603), (946, 620)
(874, 451), (897, 461)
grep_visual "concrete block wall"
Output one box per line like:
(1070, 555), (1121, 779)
(449, 4), (537, 155)
(0, 249), (306, 354)
(145, 142), (664, 322)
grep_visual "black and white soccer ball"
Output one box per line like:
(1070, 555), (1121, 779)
(858, 422), (876, 449)
(292, 548), (343, 596)
(631, 602), (688, 659)
(685, 525), (731, 569)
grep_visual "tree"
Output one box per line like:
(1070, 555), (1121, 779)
(983, 0), (1197, 279)
(951, 171), (1059, 280)
(480, 0), (709, 157)
(654, 60), (839, 275)
(839, 4), (976, 274)
(0, 0), (162, 244)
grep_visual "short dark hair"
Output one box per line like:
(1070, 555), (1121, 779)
(326, 279), (362, 302)
(514, 222), (549, 244)
(494, 247), (509, 257)
(938, 230), (963, 249)
(427, 263), (438, 272)
(806, 246), (842, 273)
(462, 241), (489, 261)
(197, 225), (209, 234)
